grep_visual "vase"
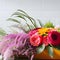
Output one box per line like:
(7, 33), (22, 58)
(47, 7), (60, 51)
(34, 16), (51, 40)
(34, 48), (60, 59)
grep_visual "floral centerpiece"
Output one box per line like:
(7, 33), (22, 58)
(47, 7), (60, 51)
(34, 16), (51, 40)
(0, 10), (60, 60)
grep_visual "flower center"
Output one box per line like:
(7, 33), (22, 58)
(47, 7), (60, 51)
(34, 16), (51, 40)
(51, 34), (57, 40)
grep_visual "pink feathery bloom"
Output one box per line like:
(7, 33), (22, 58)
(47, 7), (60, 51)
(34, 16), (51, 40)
(0, 32), (35, 60)
(0, 33), (29, 55)
(0, 34), (17, 55)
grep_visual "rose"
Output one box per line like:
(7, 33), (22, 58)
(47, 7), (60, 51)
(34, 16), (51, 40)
(43, 36), (48, 46)
(29, 28), (43, 46)
(30, 33), (42, 46)
(47, 31), (60, 46)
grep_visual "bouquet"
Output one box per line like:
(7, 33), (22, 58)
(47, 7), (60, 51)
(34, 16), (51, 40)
(0, 10), (60, 60)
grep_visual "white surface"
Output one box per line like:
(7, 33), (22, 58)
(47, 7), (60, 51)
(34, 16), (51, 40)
(0, 0), (60, 33)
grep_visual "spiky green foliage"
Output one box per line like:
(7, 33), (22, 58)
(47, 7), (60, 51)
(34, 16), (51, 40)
(7, 10), (43, 33)
(44, 21), (54, 28)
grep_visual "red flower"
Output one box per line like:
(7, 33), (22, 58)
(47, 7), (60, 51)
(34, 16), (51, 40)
(30, 33), (42, 46)
(43, 36), (48, 46)
(47, 31), (60, 46)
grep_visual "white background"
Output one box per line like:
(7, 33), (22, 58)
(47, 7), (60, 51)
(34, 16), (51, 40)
(0, 0), (60, 33)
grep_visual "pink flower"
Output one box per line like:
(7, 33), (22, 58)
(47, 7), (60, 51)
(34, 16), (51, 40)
(43, 36), (48, 46)
(47, 31), (60, 46)
(30, 33), (42, 46)
(29, 28), (40, 36)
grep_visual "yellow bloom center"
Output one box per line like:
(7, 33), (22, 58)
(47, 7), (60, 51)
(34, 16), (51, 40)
(38, 28), (50, 35)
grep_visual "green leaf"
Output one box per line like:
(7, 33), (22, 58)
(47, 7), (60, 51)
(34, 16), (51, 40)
(17, 16), (32, 30)
(12, 10), (39, 28)
(0, 28), (6, 36)
(16, 16), (26, 20)
(11, 24), (29, 33)
(54, 45), (60, 50)
(29, 17), (37, 28)
(36, 44), (45, 54)
(44, 21), (54, 28)
(47, 46), (53, 58)
(17, 9), (29, 16)
(17, 10), (36, 27)
(7, 18), (20, 23)
(12, 12), (35, 27)
(8, 18), (31, 32)
(11, 12), (27, 18)
(9, 10), (45, 32)
(37, 19), (43, 27)
(12, 11), (36, 28)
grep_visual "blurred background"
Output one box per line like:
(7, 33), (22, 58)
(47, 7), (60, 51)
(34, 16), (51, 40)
(0, 0), (60, 33)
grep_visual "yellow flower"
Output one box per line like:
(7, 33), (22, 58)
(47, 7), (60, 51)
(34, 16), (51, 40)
(38, 28), (50, 35)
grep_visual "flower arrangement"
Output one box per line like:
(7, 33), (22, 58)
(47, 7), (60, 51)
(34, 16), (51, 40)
(0, 10), (60, 60)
